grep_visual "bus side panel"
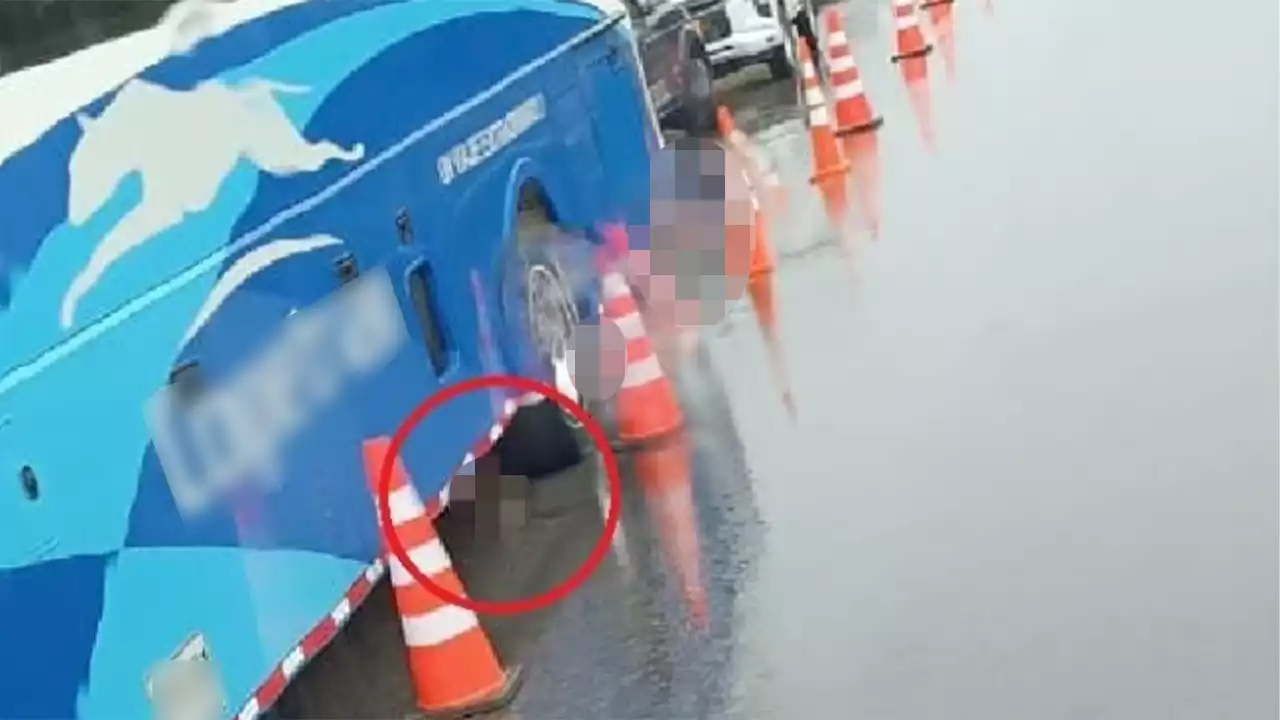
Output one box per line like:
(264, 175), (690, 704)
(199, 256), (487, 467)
(447, 59), (615, 381)
(580, 24), (661, 233)
(0, 2), (617, 719)
(492, 49), (609, 238)
(225, 6), (612, 395)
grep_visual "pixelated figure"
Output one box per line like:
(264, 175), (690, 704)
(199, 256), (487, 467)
(450, 455), (530, 549)
(641, 137), (754, 359)
(784, 0), (824, 81)
(568, 320), (627, 404)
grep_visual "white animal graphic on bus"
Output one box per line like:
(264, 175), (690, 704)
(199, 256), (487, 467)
(60, 76), (365, 329)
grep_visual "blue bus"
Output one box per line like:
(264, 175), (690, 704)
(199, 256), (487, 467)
(0, 0), (662, 717)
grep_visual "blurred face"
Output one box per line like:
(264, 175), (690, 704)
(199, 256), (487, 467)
(640, 139), (755, 335)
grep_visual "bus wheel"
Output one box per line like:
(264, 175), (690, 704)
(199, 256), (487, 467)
(767, 45), (794, 80)
(493, 196), (591, 480)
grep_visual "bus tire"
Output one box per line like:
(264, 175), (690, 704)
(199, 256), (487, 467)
(494, 199), (593, 480)
(495, 399), (582, 480)
(767, 46), (793, 80)
(495, 253), (585, 480)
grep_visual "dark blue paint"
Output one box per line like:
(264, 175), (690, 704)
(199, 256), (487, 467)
(226, 10), (594, 244)
(0, 554), (110, 719)
(3, 2), (659, 716)
(0, 0), (412, 313)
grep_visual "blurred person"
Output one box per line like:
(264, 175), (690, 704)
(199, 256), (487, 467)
(638, 137), (754, 371)
(783, 0), (823, 79)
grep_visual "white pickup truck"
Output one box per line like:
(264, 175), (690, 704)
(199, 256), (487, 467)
(680, 0), (793, 80)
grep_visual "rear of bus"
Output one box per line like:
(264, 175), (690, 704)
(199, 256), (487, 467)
(0, 1), (659, 718)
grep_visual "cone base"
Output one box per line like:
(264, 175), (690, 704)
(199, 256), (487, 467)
(747, 274), (776, 330)
(411, 664), (525, 720)
(809, 161), (851, 185)
(891, 43), (934, 63)
(749, 260), (777, 280)
(835, 116), (885, 136)
(920, 0), (954, 6)
(615, 378), (685, 447)
(617, 417), (684, 448)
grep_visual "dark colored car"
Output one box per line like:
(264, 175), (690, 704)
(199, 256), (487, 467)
(624, 0), (718, 138)
(0, 0), (174, 77)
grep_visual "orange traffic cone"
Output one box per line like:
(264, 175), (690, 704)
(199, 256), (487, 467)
(822, 8), (883, 136)
(362, 438), (523, 717)
(717, 111), (756, 310)
(718, 105), (768, 200)
(600, 270), (684, 444)
(633, 434), (708, 631)
(717, 104), (791, 414)
(748, 200), (775, 281)
(717, 106), (788, 218)
(717, 105), (770, 270)
(748, 262), (795, 416)
(798, 41), (850, 227)
(890, 0), (933, 62)
(742, 183), (795, 417)
(900, 54), (936, 151)
(842, 130), (884, 240)
(716, 108), (776, 284)
(925, 0), (957, 81)
(759, 157), (788, 219)
(715, 105), (742, 147)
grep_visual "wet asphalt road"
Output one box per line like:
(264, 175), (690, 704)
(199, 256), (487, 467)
(285, 1), (1278, 718)
(498, 0), (1279, 716)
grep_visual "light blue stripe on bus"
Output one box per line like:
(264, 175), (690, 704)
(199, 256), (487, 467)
(76, 546), (366, 720)
(0, 0), (612, 571)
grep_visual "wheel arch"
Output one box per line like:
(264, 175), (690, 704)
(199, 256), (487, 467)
(493, 161), (602, 381)
(500, 158), (559, 251)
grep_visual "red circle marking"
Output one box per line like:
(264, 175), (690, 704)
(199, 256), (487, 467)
(376, 374), (621, 616)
